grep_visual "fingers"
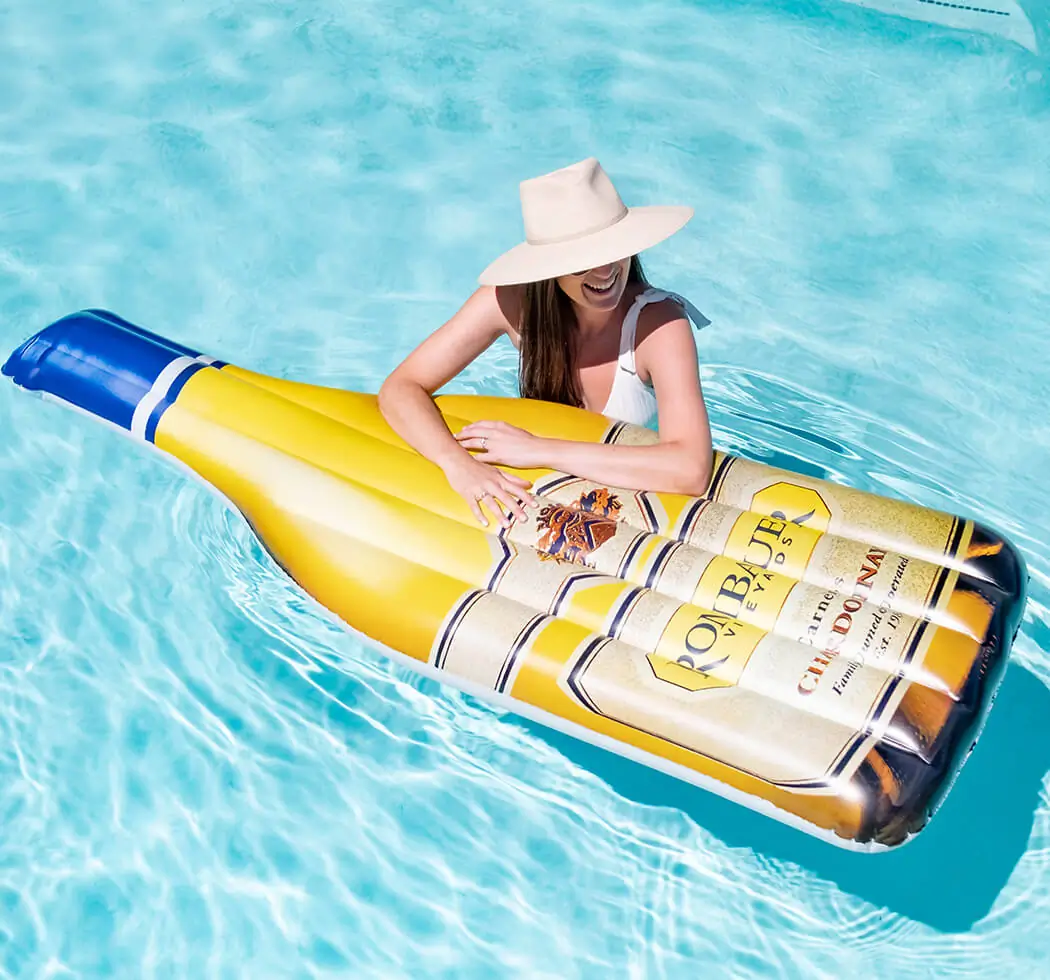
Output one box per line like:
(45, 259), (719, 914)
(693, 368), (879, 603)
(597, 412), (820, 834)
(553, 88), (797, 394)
(502, 471), (533, 489)
(453, 425), (491, 455)
(470, 496), (490, 527)
(499, 475), (537, 510)
(494, 484), (530, 523)
(472, 490), (510, 528)
(455, 422), (488, 440)
(464, 479), (536, 527)
(478, 488), (523, 527)
(455, 420), (519, 441)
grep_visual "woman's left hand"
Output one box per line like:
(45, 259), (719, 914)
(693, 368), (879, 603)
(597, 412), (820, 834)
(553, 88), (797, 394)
(455, 421), (547, 469)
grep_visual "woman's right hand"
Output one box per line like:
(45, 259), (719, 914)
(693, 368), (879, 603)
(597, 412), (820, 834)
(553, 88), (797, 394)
(440, 454), (537, 528)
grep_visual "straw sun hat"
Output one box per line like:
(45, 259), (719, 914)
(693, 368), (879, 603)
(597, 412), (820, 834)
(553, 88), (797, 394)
(478, 157), (693, 287)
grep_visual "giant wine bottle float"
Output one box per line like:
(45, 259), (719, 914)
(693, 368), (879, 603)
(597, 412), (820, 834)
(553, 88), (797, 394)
(3, 309), (1027, 849)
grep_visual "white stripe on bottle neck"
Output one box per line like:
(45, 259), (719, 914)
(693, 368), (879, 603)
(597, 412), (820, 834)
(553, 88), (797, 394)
(129, 354), (216, 439)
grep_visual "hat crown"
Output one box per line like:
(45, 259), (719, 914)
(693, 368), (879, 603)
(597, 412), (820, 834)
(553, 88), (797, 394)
(520, 158), (629, 247)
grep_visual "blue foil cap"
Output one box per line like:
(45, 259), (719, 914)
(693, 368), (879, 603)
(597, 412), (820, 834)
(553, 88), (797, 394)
(3, 309), (223, 441)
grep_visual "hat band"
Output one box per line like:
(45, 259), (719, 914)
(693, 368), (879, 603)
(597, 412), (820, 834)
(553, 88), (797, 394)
(525, 204), (629, 247)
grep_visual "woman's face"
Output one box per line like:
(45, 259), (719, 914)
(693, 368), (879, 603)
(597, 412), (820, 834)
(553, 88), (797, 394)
(556, 258), (630, 313)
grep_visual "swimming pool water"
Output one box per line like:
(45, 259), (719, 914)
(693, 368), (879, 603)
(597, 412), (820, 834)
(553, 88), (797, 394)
(1, 0), (1049, 975)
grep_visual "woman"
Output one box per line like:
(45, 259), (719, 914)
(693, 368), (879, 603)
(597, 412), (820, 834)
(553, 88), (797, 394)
(378, 157), (714, 528)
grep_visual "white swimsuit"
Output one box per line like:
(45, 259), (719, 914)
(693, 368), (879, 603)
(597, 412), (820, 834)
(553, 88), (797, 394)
(600, 287), (710, 427)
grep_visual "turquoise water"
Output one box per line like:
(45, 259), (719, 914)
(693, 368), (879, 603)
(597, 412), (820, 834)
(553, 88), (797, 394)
(1, 0), (1049, 975)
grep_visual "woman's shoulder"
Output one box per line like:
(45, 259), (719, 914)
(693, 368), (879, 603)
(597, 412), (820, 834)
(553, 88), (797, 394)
(491, 284), (525, 343)
(633, 288), (708, 382)
(634, 288), (694, 338)
(492, 283), (525, 320)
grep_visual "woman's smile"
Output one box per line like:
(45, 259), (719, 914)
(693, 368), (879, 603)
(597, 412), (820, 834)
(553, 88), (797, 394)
(582, 268), (619, 297)
(563, 259), (630, 311)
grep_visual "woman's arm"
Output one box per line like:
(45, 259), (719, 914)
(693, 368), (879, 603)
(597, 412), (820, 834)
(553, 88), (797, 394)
(378, 286), (537, 525)
(456, 301), (714, 496)
(553, 299), (714, 493)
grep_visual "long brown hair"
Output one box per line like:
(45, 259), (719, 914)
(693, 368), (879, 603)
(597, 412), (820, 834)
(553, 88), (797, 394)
(518, 256), (649, 407)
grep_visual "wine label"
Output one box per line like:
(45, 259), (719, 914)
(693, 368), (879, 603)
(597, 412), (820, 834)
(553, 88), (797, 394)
(530, 473), (969, 637)
(563, 627), (885, 788)
(426, 484), (957, 789)
(707, 456), (968, 564)
(598, 423), (971, 569)
(432, 556), (891, 786)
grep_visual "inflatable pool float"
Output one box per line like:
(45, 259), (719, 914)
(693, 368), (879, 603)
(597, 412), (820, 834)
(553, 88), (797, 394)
(3, 309), (1027, 850)
(837, 0), (1036, 52)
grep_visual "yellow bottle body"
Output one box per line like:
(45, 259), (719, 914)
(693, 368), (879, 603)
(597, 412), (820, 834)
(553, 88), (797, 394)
(134, 360), (1021, 849)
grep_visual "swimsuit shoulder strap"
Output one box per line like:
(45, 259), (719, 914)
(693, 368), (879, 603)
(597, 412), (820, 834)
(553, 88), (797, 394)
(617, 287), (711, 376)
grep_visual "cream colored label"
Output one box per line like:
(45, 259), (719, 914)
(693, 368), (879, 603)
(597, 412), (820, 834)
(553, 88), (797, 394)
(673, 501), (958, 631)
(438, 539), (914, 787)
(711, 457), (965, 563)
(800, 537), (954, 630)
(502, 478), (954, 670)
(563, 634), (878, 787)
(688, 546), (949, 689)
(427, 465), (964, 790)
(433, 590), (545, 693)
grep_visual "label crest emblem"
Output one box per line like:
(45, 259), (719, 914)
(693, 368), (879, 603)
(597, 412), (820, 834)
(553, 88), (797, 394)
(535, 489), (621, 564)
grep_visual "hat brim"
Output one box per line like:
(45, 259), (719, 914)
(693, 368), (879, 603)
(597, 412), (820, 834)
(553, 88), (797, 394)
(477, 205), (694, 287)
